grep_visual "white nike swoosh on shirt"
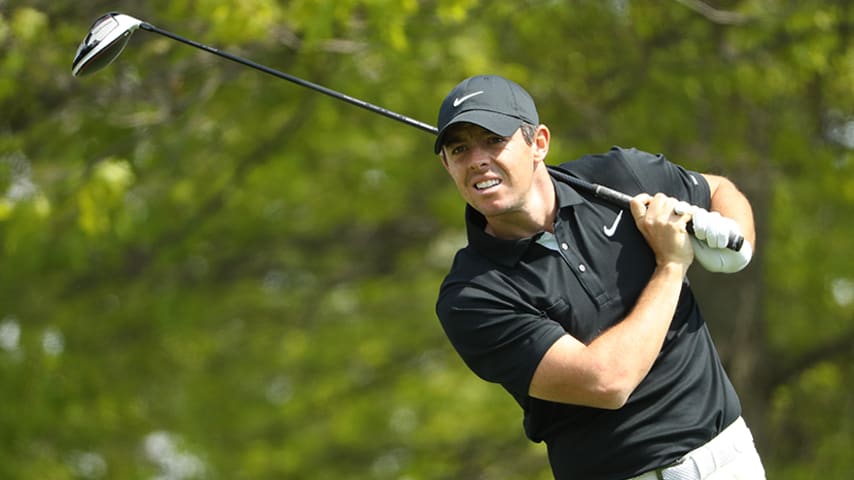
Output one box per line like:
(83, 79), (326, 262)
(603, 210), (623, 237)
(453, 91), (485, 107)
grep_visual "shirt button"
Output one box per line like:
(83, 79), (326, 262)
(561, 243), (569, 250)
(578, 264), (587, 272)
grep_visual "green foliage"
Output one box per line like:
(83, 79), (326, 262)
(1, 0), (852, 478)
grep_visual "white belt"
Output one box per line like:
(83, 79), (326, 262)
(629, 417), (753, 480)
(631, 471), (664, 480)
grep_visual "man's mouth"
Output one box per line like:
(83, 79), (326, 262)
(475, 179), (501, 191)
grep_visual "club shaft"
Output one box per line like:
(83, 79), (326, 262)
(139, 23), (438, 135)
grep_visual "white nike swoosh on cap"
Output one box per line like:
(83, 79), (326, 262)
(453, 91), (485, 107)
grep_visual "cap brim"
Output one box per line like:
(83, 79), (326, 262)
(434, 111), (523, 154)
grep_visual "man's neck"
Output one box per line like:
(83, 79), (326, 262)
(483, 175), (557, 240)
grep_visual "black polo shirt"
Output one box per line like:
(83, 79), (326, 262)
(436, 147), (741, 479)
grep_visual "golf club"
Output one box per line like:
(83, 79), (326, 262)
(72, 12), (743, 252)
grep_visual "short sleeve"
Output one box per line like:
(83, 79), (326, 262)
(437, 283), (567, 399)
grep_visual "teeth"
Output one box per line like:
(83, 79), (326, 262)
(476, 179), (500, 190)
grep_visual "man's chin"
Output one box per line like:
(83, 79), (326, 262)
(471, 200), (512, 218)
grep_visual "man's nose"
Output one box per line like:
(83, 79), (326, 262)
(468, 145), (491, 169)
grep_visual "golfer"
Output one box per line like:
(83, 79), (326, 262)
(434, 75), (765, 479)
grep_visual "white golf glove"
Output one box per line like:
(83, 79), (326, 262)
(688, 206), (740, 249)
(674, 202), (753, 273)
(690, 236), (753, 273)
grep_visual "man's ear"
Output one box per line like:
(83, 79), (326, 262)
(533, 125), (550, 163)
(439, 150), (451, 170)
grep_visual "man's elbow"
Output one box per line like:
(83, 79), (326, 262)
(577, 353), (644, 409)
(588, 378), (635, 410)
(528, 338), (642, 409)
(530, 373), (638, 410)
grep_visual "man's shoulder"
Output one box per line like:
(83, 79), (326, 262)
(551, 146), (653, 195)
(437, 243), (524, 310)
(440, 244), (495, 289)
(553, 145), (709, 206)
(555, 146), (655, 175)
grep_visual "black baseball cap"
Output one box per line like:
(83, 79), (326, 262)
(434, 75), (539, 154)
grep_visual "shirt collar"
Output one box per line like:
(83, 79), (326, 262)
(464, 170), (586, 267)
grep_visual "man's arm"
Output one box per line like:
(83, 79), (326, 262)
(528, 193), (694, 409)
(687, 174), (756, 273)
(702, 174), (756, 247)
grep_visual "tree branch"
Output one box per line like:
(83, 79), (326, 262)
(673, 0), (751, 25)
(768, 323), (854, 389)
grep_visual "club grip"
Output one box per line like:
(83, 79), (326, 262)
(592, 184), (633, 207)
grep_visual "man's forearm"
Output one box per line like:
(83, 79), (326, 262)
(585, 262), (687, 406)
(528, 193), (695, 408)
(530, 261), (687, 409)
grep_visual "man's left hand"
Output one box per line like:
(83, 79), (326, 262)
(678, 203), (742, 250)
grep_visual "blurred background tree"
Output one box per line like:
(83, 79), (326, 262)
(1, 0), (851, 478)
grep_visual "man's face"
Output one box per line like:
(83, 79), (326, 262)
(439, 123), (545, 219)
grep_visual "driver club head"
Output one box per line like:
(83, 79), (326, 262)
(72, 12), (144, 77)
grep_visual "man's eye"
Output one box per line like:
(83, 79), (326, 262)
(489, 136), (507, 144)
(451, 145), (466, 155)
